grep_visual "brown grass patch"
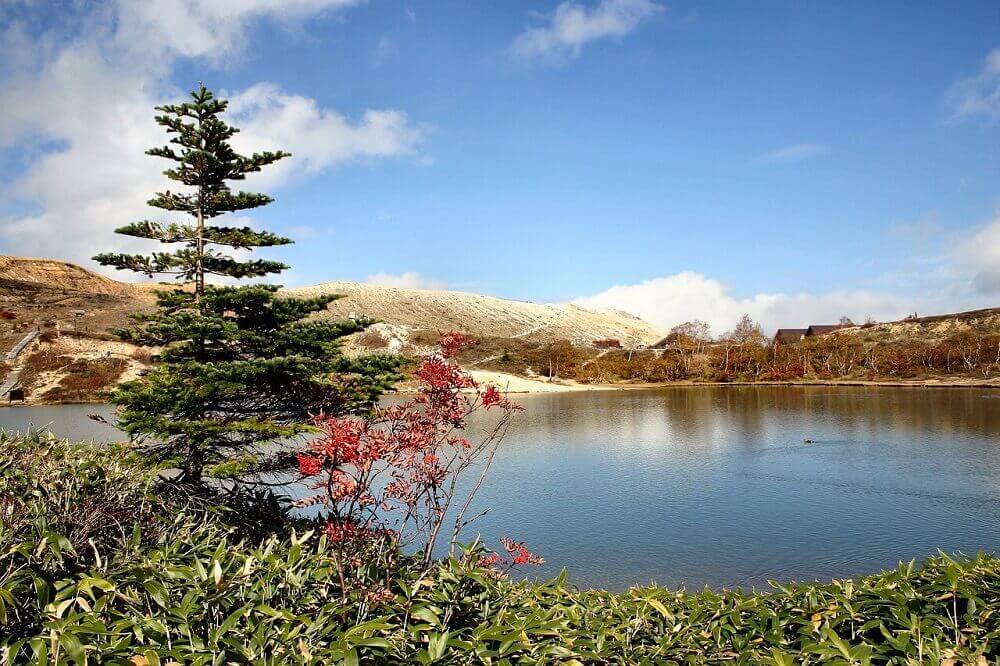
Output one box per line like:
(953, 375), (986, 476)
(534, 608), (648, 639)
(42, 357), (129, 403)
(356, 328), (389, 349)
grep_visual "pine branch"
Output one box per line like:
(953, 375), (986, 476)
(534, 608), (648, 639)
(92, 252), (193, 277)
(114, 222), (292, 248)
(201, 256), (289, 279)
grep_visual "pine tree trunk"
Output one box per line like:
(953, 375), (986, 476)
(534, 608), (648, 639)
(184, 440), (204, 485)
(196, 205), (204, 306)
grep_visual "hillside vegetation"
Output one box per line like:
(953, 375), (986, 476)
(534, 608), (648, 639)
(448, 312), (1000, 386)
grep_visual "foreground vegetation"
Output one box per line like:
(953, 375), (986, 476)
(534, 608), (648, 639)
(3, 431), (998, 664)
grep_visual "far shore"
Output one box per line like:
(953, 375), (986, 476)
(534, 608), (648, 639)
(3, 372), (998, 408)
(432, 370), (1000, 395)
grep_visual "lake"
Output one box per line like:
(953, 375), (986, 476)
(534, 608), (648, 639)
(3, 386), (1000, 591)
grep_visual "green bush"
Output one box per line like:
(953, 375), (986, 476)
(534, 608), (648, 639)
(2, 432), (998, 664)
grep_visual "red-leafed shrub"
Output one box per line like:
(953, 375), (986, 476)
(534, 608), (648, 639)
(294, 331), (535, 591)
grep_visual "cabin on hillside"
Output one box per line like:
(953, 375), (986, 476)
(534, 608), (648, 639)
(804, 324), (850, 337)
(772, 323), (852, 345)
(772, 328), (807, 345)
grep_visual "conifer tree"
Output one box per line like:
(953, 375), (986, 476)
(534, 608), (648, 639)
(95, 85), (400, 485)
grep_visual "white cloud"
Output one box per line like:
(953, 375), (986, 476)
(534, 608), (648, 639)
(755, 143), (830, 165)
(0, 0), (425, 269)
(954, 212), (1000, 294)
(574, 271), (921, 335)
(946, 48), (1000, 121)
(510, 0), (663, 64)
(365, 271), (446, 290)
(113, 0), (364, 63)
(227, 83), (424, 188)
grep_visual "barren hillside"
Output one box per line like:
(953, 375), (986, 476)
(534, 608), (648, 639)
(0, 258), (662, 346)
(287, 281), (663, 345)
(0, 256), (149, 297)
(0, 258), (665, 403)
(0, 257), (156, 352)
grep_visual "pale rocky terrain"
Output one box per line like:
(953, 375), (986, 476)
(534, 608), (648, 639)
(289, 281), (663, 346)
(0, 257), (662, 402)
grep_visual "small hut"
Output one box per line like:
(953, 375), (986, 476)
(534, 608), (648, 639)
(804, 324), (850, 337)
(773, 328), (807, 345)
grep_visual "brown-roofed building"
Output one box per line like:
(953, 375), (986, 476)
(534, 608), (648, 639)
(773, 328), (807, 345)
(804, 324), (850, 337)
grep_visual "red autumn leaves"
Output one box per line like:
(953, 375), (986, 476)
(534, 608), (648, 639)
(477, 537), (545, 575)
(294, 331), (538, 572)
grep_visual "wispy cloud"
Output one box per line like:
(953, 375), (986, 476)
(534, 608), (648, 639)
(946, 48), (1000, 121)
(509, 0), (663, 65)
(365, 271), (446, 290)
(755, 143), (830, 165)
(373, 35), (395, 66)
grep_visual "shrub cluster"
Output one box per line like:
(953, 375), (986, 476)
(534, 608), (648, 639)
(460, 326), (1000, 385)
(18, 352), (130, 402)
(3, 431), (999, 664)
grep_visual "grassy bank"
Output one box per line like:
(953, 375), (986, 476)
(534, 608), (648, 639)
(2, 432), (998, 664)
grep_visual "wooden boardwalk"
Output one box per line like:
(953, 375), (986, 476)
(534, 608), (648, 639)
(2, 329), (39, 397)
(4, 330), (39, 362)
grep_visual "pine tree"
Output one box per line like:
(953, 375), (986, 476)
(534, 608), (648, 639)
(94, 85), (400, 485)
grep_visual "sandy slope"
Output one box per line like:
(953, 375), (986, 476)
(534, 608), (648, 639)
(287, 281), (663, 345)
(0, 256), (150, 297)
(468, 370), (607, 393)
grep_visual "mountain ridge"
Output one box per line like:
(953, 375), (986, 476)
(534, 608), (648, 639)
(0, 257), (664, 345)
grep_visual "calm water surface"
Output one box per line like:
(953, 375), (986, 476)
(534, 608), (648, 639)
(3, 387), (999, 590)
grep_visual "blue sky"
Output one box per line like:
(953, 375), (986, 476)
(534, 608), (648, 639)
(1, 0), (998, 332)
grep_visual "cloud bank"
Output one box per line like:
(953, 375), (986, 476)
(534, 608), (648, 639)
(510, 0), (663, 64)
(575, 208), (1000, 335)
(574, 272), (914, 335)
(0, 0), (425, 267)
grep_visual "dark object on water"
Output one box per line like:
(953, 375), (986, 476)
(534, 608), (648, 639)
(804, 439), (814, 444)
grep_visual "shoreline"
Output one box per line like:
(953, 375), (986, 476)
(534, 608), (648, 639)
(3, 375), (998, 408)
(383, 371), (1000, 397)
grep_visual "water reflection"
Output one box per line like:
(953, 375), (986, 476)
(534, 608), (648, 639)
(2, 387), (998, 590)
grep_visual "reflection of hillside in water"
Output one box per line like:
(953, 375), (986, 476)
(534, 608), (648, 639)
(491, 386), (998, 452)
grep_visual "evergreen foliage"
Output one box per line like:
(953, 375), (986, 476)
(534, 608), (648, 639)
(93, 86), (400, 483)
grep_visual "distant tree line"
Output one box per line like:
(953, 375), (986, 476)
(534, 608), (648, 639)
(454, 315), (1000, 384)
